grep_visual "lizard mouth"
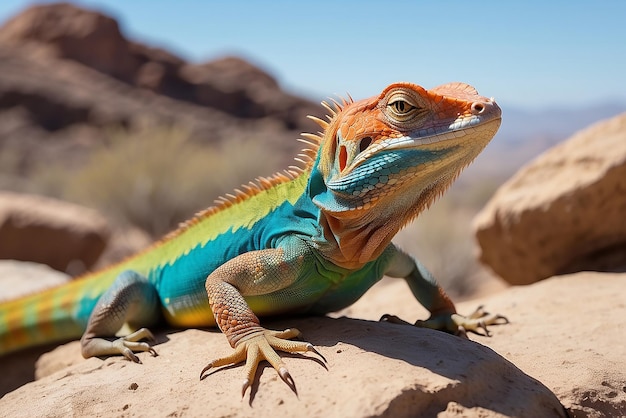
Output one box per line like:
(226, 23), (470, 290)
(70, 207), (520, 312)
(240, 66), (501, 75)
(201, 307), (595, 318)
(324, 116), (501, 202)
(355, 105), (501, 165)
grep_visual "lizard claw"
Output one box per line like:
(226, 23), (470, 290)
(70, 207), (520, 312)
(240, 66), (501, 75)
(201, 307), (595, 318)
(451, 306), (509, 337)
(81, 327), (158, 362)
(199, 328), (323, 397)
(241, 379), (251, 399)
(380, 306), (509, 337)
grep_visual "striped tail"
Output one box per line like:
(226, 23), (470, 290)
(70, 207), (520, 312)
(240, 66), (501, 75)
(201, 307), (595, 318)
(0, 271), (116, 356)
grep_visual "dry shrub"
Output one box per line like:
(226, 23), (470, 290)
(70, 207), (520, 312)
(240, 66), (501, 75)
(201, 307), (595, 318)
(31, 126), (282, 236)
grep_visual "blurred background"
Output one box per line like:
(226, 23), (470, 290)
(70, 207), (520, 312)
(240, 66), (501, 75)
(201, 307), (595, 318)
(0, 1), (624, 297)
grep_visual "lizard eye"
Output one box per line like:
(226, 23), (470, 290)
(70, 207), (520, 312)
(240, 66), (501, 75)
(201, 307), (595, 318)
(389, 100), (414, 114)
(386, 95), (420, 122)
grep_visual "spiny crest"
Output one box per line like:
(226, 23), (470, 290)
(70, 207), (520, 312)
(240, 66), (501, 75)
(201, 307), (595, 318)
(160, 94), (354, 241)
(167, 170), (301, 239)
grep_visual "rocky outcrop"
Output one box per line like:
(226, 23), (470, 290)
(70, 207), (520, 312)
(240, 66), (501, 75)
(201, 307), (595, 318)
(0, 318), (565, 417)
(2, 272), (624, 417)
(0, 3), (327, 190)
(340, 272), (626, 417)
(0, 260), (70, 302)
(0, 2), (320, 125)
(0, 192), (109, 274)
(474, 112), (626, 285)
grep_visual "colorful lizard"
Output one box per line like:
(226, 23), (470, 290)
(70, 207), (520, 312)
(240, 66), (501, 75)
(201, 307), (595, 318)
(0, 81), (504, 396)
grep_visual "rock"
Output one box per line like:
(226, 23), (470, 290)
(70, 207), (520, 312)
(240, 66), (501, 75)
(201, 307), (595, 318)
(0, 260), (70, 302)
(2, 268), (623, 416)
(0, 3), (322, 132)
(0, 191), (110, 274)
(0, 2), (140, 83)
(340, 272), (626, 417)
(0, 27), (320, 186)
(0, 317), (565, 417)
(473, 112), (626, 285)
(457, 273), (626, 418)
(180, 57), (319, 128)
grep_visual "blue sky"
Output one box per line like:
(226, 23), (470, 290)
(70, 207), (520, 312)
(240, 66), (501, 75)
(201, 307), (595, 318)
(1, 1), (625, 109)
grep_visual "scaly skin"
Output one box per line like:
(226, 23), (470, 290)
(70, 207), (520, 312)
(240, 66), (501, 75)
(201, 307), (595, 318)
(0, 81), (504, 396)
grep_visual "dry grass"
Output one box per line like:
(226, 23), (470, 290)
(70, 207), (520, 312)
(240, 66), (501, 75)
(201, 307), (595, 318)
(28, 126), (282, 236)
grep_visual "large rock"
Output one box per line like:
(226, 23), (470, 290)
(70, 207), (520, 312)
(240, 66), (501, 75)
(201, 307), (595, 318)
(0, 2), (141, 84)
(0, 191), (110, 274)
(340, 272), (626, 418)
(0, 317), (565, 417)
(0, 5), (324, 188)
(460, 273), (626, 418)
(3, 272), (624, 416)
(0, 260), (70, 302)
(473, 112), (626, 285)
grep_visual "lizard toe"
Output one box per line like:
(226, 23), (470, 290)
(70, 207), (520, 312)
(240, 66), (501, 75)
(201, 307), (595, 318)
(200, 328), (323, 397)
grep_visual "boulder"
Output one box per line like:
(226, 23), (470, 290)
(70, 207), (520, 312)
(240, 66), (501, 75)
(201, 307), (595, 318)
(473, 112), (626, 285)
(0, 260), (70, 302)
(2, 268), (624, 416)
(458, 273), (626, 418)
(0, 191), (110, 274)
(341, 272), (626, 417)
(0, 317), (565, 417)
(0, 2), (140, 84)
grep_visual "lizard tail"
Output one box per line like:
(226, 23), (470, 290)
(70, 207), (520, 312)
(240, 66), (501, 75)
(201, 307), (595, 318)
(0, 272), (114, 356)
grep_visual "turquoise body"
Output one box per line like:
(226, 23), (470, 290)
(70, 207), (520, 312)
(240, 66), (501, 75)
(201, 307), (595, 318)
(0, 168), (395, 354)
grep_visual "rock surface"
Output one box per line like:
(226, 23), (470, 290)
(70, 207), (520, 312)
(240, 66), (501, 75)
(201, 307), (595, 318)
(474, 112), (626, 285)
(2, 272), (624, 417)
(0, 260), (70, 302)
(0, 191), (109, 274)
(1, 318), (564, 418)
(341, 272), (626, 418)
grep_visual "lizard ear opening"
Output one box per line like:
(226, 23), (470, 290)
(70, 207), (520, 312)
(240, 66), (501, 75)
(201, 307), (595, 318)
(359, 137), (373, 153)
(339, 145), (347, 172)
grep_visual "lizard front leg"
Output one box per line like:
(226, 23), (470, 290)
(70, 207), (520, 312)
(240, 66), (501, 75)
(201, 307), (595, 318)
(382, 245), (507, 336)
(81, 270), (159, 362)
(200, 242), (325, 396)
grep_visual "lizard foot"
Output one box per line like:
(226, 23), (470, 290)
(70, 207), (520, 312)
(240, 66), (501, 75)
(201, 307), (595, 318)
(199, 328), (326, 397)
(380, 305), (509, 337)
(81, 327), (158, 363)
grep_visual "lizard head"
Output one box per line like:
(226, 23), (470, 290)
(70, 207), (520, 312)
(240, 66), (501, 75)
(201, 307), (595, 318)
(306, 82), (501, 267)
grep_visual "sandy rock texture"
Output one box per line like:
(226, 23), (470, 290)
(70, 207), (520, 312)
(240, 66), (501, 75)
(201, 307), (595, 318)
(0, 260), (70, 302)
(342, 272), (626, 417)
(2, 272), (623, 417)
(0, 191), (110, 274)
(1, 319), (564, 418)
(474, 112), (626, 285)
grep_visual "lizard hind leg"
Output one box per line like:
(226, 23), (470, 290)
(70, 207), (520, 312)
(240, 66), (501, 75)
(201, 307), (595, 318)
(81, 270), (160, 363)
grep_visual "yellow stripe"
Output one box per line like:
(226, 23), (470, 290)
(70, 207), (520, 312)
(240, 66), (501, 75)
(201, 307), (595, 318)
(150, 173), (308, 268)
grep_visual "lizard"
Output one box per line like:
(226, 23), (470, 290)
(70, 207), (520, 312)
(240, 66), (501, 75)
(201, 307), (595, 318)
(0, 81), (504, 396)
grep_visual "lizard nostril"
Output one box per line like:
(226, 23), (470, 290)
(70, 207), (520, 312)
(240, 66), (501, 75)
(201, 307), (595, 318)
(471, 102), (487, 115)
